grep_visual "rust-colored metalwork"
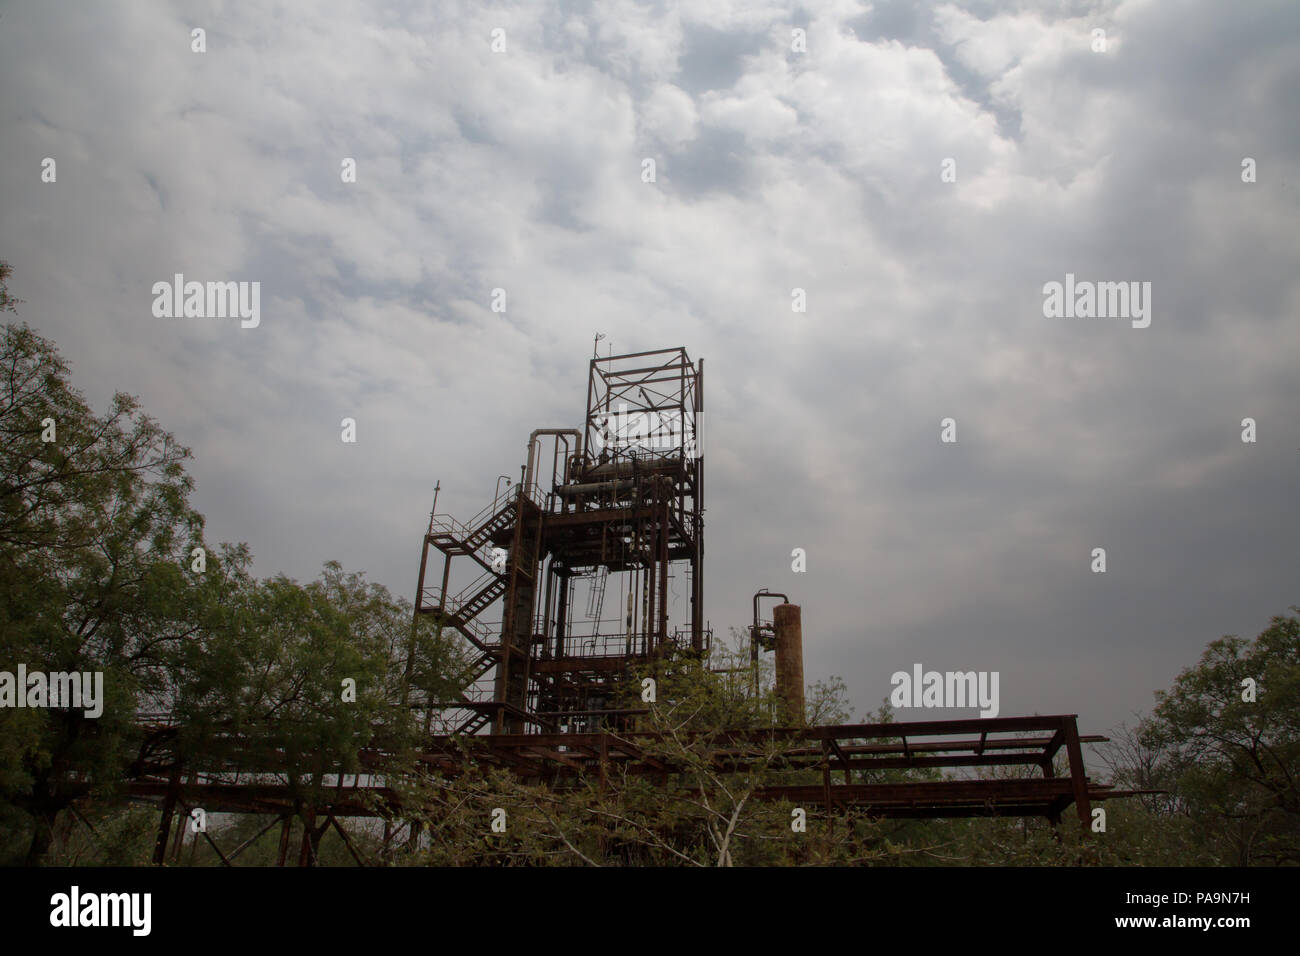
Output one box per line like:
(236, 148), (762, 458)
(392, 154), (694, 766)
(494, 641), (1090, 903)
(126, 716), (1137, 833)
(772, 603), (804, 723)
(749, 589), (787, 698)
(413, 347), (705, 735)
(122, 344), (1142, 864)
(418, 714), (1134, 826)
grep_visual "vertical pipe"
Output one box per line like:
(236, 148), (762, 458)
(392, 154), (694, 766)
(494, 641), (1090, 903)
(586, 357), (597, 467)
(405, 539), (434, 707)
(644, 568), (653, 656)
(657, 488), (669, 649)
(773, 603), (804, 724)
(692, 358), (704, 652)
(554, 571), (569, 659)
(625, 576), (634, 637)
(542, 556), (555, 656)
(645, 482), (657, 652)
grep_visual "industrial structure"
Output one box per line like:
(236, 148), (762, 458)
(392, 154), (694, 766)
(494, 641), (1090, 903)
(125, 344), (1141, 865)
(412, 346), (705, 735)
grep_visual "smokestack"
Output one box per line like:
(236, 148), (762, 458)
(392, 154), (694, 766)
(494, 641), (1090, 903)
(772, 603), (804, 724)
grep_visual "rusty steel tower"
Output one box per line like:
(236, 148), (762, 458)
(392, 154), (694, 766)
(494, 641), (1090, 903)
(414, 347), (705, 735)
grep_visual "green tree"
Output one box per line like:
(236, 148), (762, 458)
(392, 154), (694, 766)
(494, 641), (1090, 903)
(1136, 608), (1300, 864)
(169, 561), (467, 863)
(0, 262), (475, 865)
(0, 274), (206, 863)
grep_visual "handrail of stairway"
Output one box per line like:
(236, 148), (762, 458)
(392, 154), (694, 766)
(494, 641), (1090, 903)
(450, 567), (504, 608)
(427, 510), (510, 573)
(429, 480), (549, 539)
(419, 588), (498, 646)
(427, 512), (472, 538)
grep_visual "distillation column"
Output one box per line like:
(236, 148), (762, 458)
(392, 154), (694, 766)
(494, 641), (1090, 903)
(773, 602), (804, 724)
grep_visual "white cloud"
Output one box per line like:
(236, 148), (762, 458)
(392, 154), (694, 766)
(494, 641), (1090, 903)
(640, 82), (700, 149)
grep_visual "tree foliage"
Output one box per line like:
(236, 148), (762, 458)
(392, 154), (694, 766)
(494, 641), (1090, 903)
(0, 284), (204, 862)
(1131, 609), (1300, 864)
(0, 263), (468, 863)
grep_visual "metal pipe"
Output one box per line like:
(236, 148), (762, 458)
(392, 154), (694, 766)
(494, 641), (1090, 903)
(752, 589), (790, 699)
(557, 478), (637, 497)
(753, 589), (790, 629)
(692, 357), (704, 652)
(524, 429), (583, 490)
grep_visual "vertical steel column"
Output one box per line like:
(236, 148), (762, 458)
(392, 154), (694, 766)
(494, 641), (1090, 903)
(554, 570), (569, 659)
(1063, 716), (1093, 828)
(438, 554), (451, 612)
(692, 358), (704, 652)
(414, 538), (432, 609)
(657, 486), (669, 650)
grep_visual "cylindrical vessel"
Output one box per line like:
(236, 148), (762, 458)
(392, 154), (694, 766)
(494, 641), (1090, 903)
(772, 603), (804, 724)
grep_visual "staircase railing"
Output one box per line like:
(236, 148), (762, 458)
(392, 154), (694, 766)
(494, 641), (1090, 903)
(418, 593), (498, 650)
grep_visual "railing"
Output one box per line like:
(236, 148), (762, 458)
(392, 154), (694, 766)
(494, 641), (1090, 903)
(543, 631), (652, 660)
(455, 683), (497, 704)
(427, 510), (505, 572)
(434, 481), (546, 541)
(419, 594), (499, 648)
(427, 509), (470, 538)
(672, 627), (711, 655)
(422, 567), (503, 617)
(460, 497), (514, 541)
(427, 482), (549, 569)
(528, 627), (705, 661)
(422, 707), (482, 735)
(455, 567), (505, 607)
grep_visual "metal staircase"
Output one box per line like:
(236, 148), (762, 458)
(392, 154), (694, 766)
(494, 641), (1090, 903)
(415, 486), (550, 734)
(417, 492), (523, 655)
(427, 495), (519, 575)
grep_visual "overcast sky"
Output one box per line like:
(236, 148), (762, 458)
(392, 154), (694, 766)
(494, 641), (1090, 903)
(2, 0), (1297, 743)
